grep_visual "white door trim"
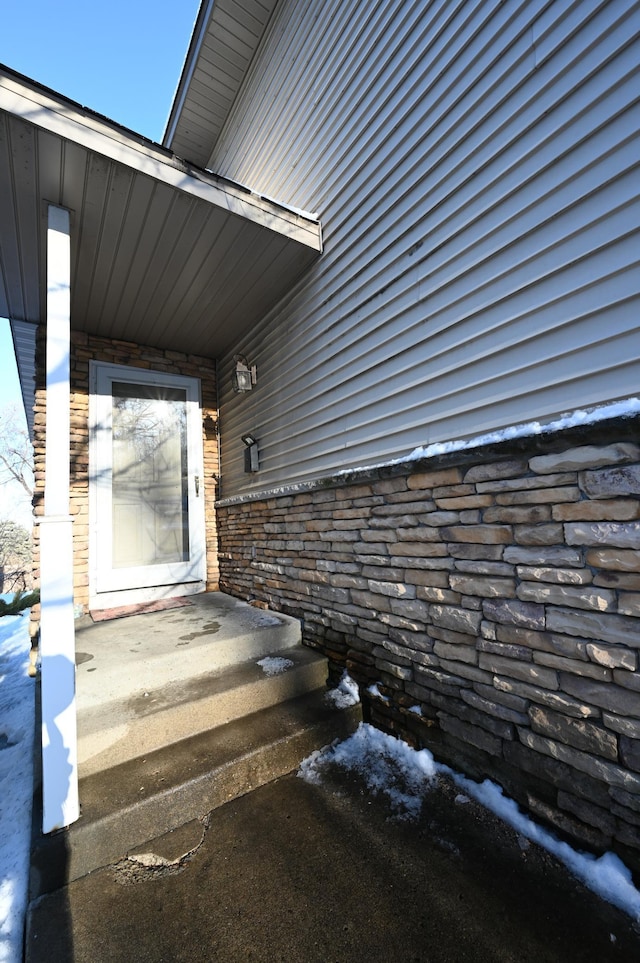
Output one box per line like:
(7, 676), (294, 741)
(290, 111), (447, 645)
(88, 362), (207, 608)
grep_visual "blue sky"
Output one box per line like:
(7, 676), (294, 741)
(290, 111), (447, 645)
(0, 1), (201, 415)
(1, 0), (201, 141)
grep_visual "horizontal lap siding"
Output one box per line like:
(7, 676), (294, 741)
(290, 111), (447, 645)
(209, 0), (640, 497)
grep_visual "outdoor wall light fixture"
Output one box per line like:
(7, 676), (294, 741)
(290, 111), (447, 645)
(242, 433), (259, 472)
(232, 355), (257, 392)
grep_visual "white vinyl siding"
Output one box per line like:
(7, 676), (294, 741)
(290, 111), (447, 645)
(165, 0), (280, 166)
(209, 0), (640, 496)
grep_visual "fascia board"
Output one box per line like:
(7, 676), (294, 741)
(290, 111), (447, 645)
(0, 71), (322, 251)
(163, 0), (215, 149)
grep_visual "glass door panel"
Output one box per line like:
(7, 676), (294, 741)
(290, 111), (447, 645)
(112, 383), (189, 569)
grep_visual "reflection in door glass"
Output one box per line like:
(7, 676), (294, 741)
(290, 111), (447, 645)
(111, 382), (189, 568)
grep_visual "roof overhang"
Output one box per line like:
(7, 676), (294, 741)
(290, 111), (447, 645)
(163, 0), (280, 167)
(0, 65), (321, 428)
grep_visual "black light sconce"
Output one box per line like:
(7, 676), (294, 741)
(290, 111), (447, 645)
(232, 355), (257, 392)
(242, 433), (259, 472)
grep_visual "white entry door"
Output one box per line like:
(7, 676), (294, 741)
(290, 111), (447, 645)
(91, 363), (206, 596)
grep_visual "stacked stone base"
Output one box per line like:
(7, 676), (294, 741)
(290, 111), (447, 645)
(217, 417), (640, 878)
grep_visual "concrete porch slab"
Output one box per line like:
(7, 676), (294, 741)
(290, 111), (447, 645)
(30, 591), (364, 901)
(74, 591), (301, 708)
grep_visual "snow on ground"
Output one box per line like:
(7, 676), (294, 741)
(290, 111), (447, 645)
(442, 763), (640, 924)
(0, 604), (35, 963)
(300, 722), (437, 821)
(301, 684), (640, 924)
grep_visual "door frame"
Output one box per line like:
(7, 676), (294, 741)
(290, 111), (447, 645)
(88, 361), (207, 609)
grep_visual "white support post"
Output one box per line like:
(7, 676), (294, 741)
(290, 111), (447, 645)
(40, 204), (79, 833)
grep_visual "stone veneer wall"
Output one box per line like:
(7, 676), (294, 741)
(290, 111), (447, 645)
(32, 330), (219, 614)
(217, 420), (640, 877)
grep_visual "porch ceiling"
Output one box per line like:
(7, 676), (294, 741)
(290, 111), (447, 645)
(0, 65), (321, 425)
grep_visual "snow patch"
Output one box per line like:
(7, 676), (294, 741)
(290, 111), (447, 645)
(257, 656), (294, 676)
(299, 723), (640, 922)
(217, 397), (640, 508)
(445, 770), (640, 923)
(395, 397), (640, 466)
(299, 723), (437, 821)
(367, 682), (389, 703)
(253, 191), (319, 221)
(325, 672), (360, 709)
(327, 397), (640, 480)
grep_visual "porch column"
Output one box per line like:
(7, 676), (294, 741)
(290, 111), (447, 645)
(39, 204), (79, 833)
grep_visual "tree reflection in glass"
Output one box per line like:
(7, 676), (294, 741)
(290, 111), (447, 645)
(111, 382), (189, 568)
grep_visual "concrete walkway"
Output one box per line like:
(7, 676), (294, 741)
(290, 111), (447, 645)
(26, 764), (640, 962)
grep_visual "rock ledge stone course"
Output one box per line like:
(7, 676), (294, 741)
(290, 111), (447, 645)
(218, 421), (640, 879)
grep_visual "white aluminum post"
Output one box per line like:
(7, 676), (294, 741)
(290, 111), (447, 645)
(40, 204), (79, 832)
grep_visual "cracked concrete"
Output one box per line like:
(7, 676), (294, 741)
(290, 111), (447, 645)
(114, 820), (208, 884)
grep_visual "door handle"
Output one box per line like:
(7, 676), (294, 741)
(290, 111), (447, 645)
(194, 475), (200, 497)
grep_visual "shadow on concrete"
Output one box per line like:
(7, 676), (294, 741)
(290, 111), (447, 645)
(24, 766), (640, 963)
(26, 671), (74, 961)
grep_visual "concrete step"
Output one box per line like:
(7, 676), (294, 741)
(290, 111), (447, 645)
(77, 646), (329, 777)
(30, 689), (362, 898)
(74, 593), (302, 708)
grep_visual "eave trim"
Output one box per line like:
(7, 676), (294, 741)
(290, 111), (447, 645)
(0, 68), (322, 251)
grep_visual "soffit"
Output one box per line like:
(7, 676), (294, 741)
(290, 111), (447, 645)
(0, 67), (321, 424)
(163, 0), (279, 167)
